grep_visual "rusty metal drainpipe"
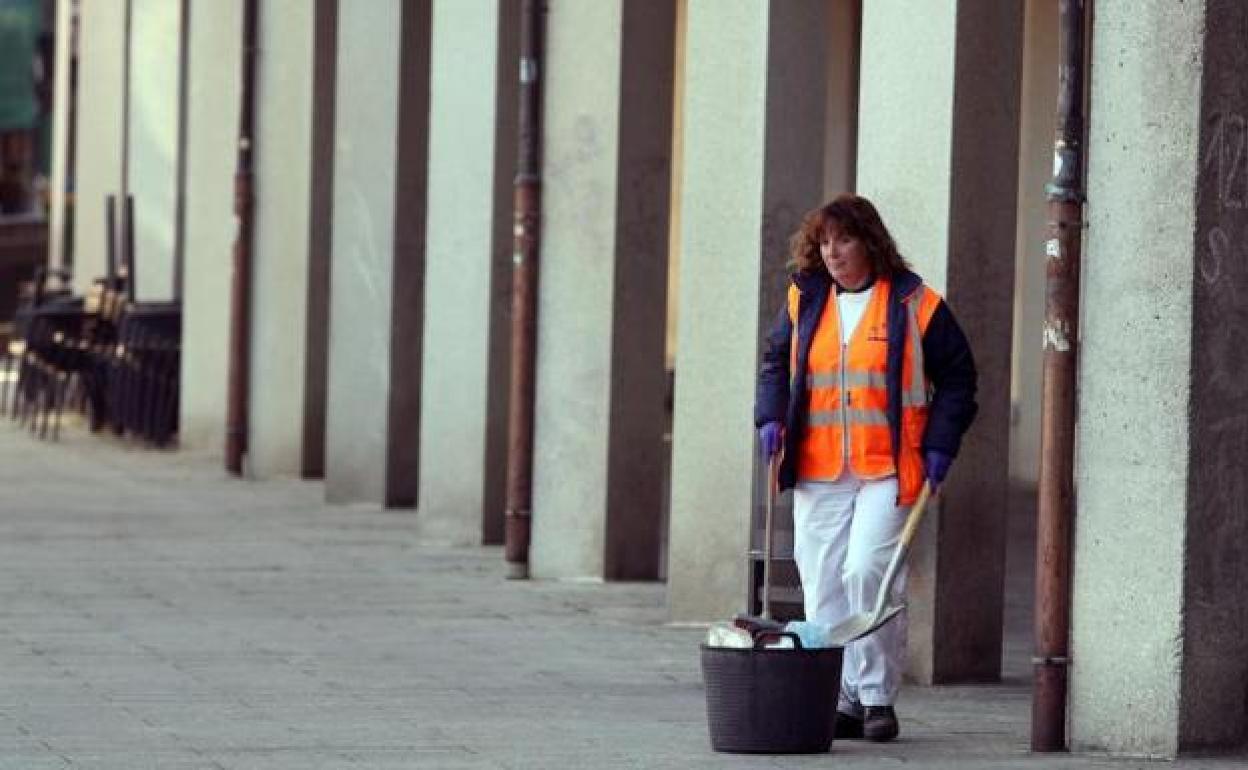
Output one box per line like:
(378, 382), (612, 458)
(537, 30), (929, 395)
(504, 0), (546, 579)
(1032, 0), (1087, 753)
(226, 0), (259, 476)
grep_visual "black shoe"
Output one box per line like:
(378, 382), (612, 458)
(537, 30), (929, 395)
(833, 710), (864, 740)
(863, 705), (899, 742)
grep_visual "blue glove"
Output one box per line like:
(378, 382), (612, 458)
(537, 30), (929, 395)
(759, 421), (784, 457)
(924, 450), (953, 486)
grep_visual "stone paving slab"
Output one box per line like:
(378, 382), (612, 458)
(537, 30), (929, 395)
(1, 423), (1245, 768)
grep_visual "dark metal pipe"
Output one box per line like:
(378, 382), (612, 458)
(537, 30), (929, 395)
(105, 194), (117, 280)
(1032, 0), (1086, 753)
(226, 0), (259, 476)
(123, 195), (135, 302)
(120, 0), (132, 211)
(504, 0), (545, 579)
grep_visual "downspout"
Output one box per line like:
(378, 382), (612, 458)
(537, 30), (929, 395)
(504, 0), (546, 579)
(226, 0), (259, 476)
(1032, 0), (1087, 753)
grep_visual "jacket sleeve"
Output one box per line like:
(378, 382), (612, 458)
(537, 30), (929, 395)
(921, 300), (978, 456)
(754, 302), (792, 428)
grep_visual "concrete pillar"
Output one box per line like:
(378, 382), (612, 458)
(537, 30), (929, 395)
(47, 0), (74, 275)
(180, 0), (241, 454)
(668, 0), (827, 621)
(299, 0), (338, 479)
(416, 0), (517, 545)
(247, 0), (316, 478)
(1071, 1), (1248, 755)
(529, 0), (676, 580)
(821, 0), (859, 199)
(126, 0), (185, 301)
(182, 0), (334, 473)
(71, 0), (127, 295)
(856, 1), (1022, 683)
(1010, 0), (1058, 486)
(324, 0), (430, 506)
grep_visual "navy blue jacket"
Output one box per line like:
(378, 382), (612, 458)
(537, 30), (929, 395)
(754, 269), (978, 492)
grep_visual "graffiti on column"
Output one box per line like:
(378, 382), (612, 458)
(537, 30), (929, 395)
(1194, 107), (1248, 591)
(1200, 111), (1246, 288)
(1198, 109), (1248, 399)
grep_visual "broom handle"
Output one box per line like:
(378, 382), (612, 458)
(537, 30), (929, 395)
(761, 453), (779, 620)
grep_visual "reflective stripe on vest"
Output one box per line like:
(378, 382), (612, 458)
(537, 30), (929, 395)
(788, 276), (942, 504)
(904, 298), (929, 408)
(808, 407), (889, 427)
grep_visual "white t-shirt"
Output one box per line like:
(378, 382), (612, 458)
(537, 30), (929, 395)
(836, 284), (875, 344)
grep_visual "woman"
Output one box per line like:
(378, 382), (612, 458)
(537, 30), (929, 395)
(754, 194), (977, 742)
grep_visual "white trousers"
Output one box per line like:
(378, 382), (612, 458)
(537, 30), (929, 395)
(792, 474), (909, 711)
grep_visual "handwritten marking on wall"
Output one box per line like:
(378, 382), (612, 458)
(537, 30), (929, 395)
(1201, 226), (1230, 286)
(1203, 112), (1247, 211)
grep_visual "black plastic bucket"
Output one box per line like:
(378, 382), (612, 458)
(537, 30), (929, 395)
(700, 637), (844, 754)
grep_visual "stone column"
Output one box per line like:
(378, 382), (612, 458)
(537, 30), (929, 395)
(822, 0), (860, 198)
(1010, 0), (1059, 487)
(856, 0), (1022, 683)
(126, 0), (185, 302)
(180, 0), (241, 454)
(416, 0), (518, 545)
(298, 0), (338, 479)
(71, 0), (128, 295)
(1071, 1), (1248, 756)
(47, 0), (74, 275)
(528, 0), (676, 580)
(668, 0), (828, 621)
(324, 0), (430, 506)
(247, 0), (317, 478)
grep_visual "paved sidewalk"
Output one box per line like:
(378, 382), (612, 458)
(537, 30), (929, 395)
(0, 424), (1239, 769)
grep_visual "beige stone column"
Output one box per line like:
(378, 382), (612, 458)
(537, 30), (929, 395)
(529, 0), (676, 580)
(181, 0), (242, 454)
(247, 0), (318, 478)
(323, 0), (431, 506)
(1071, 0), (1248, 756)
(416, 0), (518, 545)
(71, 0), (127, 295)
(856, 0), (1023, 683)
(667, 0), (829, 621)
(47, 0), (74, 275)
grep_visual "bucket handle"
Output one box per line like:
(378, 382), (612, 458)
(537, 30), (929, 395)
(752, 630), (803, 650)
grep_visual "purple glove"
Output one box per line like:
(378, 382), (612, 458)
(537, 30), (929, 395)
(924, 450), (953, 486)
(759, 421), (784, 457)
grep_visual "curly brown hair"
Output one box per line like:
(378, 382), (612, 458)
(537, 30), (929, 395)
(788, 194), (910, 277)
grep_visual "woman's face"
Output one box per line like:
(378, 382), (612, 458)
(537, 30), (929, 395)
(820, 224), (872, 290)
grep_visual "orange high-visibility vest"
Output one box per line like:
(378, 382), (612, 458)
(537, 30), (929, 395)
(787, 276), (942, 504)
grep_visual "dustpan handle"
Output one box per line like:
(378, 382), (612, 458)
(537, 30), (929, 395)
(898, 481), (933, 549)
(870, 481), (935, 618)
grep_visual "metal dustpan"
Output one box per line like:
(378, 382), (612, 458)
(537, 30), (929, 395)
(825, 482), (935, 646)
